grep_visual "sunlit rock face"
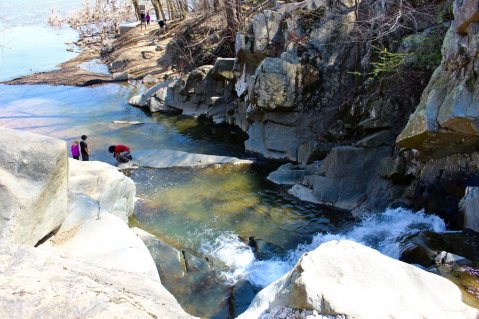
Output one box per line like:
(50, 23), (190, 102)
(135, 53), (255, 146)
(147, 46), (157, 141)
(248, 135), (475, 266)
(239, 240), (478, 319)
(0, 244), (196, 319)
(396, 0), (479, 157)
(235, 0), (358, 161)
(0, 127), (68, 246)
(460, 187), (479, 233)
(66, 159), (136, 225)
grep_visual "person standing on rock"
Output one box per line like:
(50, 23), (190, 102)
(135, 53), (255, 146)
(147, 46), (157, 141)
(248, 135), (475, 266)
(146, 12), (150, 25)
(108, 145), (132, 163)
(71, 140), (80, 160)
(80, 135), (89, 161)
(140, 11), (146, 30)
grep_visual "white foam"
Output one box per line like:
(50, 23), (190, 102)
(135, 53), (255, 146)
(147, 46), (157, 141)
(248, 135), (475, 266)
(201, 208), (446, 288)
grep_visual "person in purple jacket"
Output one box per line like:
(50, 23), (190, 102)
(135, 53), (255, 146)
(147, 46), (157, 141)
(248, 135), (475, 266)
(71, 140), (80, 160)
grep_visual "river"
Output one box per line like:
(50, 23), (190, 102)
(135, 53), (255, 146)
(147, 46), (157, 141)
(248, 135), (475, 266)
(0, 1), (475, 318)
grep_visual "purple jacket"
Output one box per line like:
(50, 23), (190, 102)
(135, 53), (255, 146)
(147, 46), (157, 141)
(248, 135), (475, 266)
(71, 143), (80, 157)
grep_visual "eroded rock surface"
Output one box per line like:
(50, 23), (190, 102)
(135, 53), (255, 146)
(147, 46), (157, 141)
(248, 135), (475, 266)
(239, 240), (478, 319)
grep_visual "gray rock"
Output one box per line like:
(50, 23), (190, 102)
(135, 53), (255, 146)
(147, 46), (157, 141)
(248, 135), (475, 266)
(0, 128), (67, 246)
(397, 2), (479, 157)
(210, 58), (236, 80)
(267, 163), (319, 186)
(355, 130), (396, 148)
(112, 71), (130, 81)
(459, 187), (479, 233)
(308, 146), (403, 212)
(249, 58), (301, 110)
(109, 60), (128, 72)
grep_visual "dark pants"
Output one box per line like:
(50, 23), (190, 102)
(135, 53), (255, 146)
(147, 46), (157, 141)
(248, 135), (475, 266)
(81, 153), (89, 161)
(73, 156), (79, 160)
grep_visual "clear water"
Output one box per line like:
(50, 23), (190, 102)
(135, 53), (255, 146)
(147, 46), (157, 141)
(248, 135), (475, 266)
(0, 1), (476, 317)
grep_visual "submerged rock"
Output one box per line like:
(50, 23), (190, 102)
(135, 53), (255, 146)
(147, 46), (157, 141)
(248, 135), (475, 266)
(133, 149), (253, 169)
(0, 128), (68, 246)
(239, 240), (478, 319)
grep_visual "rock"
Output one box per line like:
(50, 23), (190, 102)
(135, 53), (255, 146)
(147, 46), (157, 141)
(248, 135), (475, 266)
(267, 163), (318, 186)
(307, 146), (403, 212)
(399, 231), (479, 267)
(460, 187), (479, 233)
(231, 280), (258, 318)
(239, 240), (478, 319)
(43, 213), (159, 280)
(288, 184), (321, 204)
(245, 121), (299, 161)
(249, 58), (301, 110)
(141, 51), (154, 59)
(358, 118), (392, 132)
(129, 81), (172, 107)
(142, 74), (158, 84)
(0, 244), (195, 319)
(210, 58), (236, 80)
(297, 141), (332, 164)
(0, 128), (67, 246)
(252, 10), (283, 53)
(65, 160), (135, 226)
(132, 228), (185, 279)
(396, 2), (479, 157)
(109, 60), (128, 72)
(112, 71), (130, 81)
(455, 0), (479, 34)
(132, 149), (253, 169)
(155, 45), (164, 51)
(355, 130), (396, 148)
(112, 120), (144, 125)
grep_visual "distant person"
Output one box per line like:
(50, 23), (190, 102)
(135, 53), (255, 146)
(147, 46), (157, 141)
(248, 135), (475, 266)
(158, 19), (165, 33)
(140, 11), (146, 30)
(146, 12), (150, 25)
(108, 145), (132, 163)
(80, 135), (89, 161)
(71, 140), (80, 160)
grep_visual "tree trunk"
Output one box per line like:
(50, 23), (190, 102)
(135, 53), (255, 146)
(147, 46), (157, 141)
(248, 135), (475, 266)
(132, 0), (141, 20)
(151, 0), (166, 20)
(225, 0), (239, 34)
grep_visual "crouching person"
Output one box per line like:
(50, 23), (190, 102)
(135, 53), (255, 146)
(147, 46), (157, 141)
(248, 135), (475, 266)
(108, 145), (132, 163)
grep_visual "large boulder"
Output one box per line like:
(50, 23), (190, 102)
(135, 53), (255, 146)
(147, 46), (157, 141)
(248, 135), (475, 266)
(43, 213), (159, 280)
(0, 128), (68, 246)
(396, 0), (479, 157)
(66, 159), (135, 226)
(249, 58), (302, 110)
(239, 240), (478, 319)
(0, 244), (195, 319)
(459, 187), (479, 233)
(294, 146), (404, 213)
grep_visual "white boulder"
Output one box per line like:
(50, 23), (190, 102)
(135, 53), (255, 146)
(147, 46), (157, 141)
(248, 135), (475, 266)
(0, 244), (196, 318)
(43, 213), (159, 280)
(0, 127), (68, 246)
(66, 159), (135, 226)
(240, 240), (478, 319)
(133, 149), (253, 168)
(459, 186), (479, 233)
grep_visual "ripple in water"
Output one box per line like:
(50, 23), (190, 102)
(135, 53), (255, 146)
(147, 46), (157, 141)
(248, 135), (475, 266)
(201, 208), (446, 288)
